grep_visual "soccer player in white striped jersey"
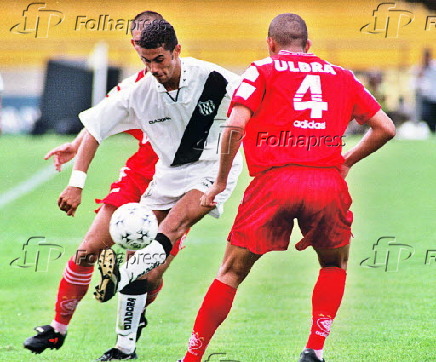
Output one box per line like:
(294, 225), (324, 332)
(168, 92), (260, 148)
(25, 12), (184, 361)
(24, 17), (242, 360)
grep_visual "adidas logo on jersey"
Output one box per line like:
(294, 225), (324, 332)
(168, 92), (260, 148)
(293, 120), (326, 129)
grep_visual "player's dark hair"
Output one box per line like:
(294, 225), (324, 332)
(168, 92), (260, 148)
(130, 10), (163, 34)
(268, 13), (308, 48)
(139, 19), (178, 51)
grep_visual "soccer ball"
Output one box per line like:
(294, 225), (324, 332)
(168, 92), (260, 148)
(109, 203), (158, 250)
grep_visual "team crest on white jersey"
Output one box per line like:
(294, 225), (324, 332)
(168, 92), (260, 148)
(197, 100), (216, 116)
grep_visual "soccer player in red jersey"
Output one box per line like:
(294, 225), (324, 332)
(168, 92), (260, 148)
(26, 11), (184, 361)
(180, 14), (395, 362)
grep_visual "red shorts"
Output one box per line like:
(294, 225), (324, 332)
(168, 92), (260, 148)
(95, 167), (152, 210)
(228, 165), (353, 255)
(95, 167), (184, 257)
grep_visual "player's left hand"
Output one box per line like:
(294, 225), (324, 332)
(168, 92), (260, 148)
(58, 186), (82, 216)
(200, 182), (226, 207)
(44, 142), (77, 172)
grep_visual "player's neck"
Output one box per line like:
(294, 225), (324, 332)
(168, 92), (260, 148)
(163, 59), (182, 92)
(275, 47), (305, 55)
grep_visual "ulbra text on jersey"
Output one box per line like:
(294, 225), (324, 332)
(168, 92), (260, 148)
(273, 60), (336, 75)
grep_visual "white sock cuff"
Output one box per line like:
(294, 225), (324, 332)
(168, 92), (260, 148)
(51, 320), (68, 335)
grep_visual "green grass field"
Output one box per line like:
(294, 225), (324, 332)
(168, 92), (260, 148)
(0, 134), (435, 362)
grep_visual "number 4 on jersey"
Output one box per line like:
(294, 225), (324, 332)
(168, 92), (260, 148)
(293, 75), (328, 118)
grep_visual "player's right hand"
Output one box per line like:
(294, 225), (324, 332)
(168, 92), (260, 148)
(58, 186), (82, 216)
(200, 182), (226, 208)
(44, 142), (77, 172)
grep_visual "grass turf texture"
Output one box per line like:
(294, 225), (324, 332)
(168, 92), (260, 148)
(0, 134), (435, 361)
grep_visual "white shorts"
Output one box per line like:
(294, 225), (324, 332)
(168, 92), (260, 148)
(140, 152), (243, 218)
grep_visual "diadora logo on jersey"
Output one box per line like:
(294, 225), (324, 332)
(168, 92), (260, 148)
(197, 100), (216, 116)
(294, 120), (326, 129)
(149, 117), (170, 124)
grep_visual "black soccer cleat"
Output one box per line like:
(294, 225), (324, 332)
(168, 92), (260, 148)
(96, 347), (138, 361)
(94, 248), (120, 303)
(23, 325), (66, 354)
(135, 311), (148, 342)
(298, 348), (325, 362)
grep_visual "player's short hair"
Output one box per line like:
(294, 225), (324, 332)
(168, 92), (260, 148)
(268, 13), (308, 48)
(139, 19), (178, 51)
(130, 10), (163, 34)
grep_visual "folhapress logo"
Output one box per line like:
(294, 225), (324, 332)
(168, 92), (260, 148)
(360, 236), (414, 272)
(10, 2), (64, 38)
(10, 236), (64, 272)
(360, 2), (414, 38)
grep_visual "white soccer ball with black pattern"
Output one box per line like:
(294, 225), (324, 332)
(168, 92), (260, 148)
(109, 203), (158, 250)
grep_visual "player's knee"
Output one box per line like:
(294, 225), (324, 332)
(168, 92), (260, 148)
(218, 259), (251, 285)
(74, 233), (108, 266)
(318, 253), (348, 270)
(146, 265), (166, 282)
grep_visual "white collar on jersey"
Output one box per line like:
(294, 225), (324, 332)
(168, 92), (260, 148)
(278, 50), (315, 56)
(156, 58), (189, 93)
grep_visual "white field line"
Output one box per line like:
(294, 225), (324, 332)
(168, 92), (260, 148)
(0, 162), (72, 209)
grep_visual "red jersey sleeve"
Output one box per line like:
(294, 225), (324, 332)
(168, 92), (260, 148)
(228, 62), (268, 116)
(349, 71), (381, 125)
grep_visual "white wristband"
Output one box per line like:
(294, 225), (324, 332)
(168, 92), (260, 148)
(68, 170), (87, 189)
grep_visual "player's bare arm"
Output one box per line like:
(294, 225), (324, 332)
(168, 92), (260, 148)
(200, 105), (250, 207)
(44, 128), (87, 171)
(58, 131), (100, 216)
(341, 110), (395, 178)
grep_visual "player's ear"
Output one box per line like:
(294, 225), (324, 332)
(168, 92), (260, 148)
(305, 39), (312, 53)
(173, 44), (181, 58)
(130, 38), (136, 47)
(267, 37), (275, 55)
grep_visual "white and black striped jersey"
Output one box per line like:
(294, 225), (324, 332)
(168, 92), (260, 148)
(80, 57), (241, 167)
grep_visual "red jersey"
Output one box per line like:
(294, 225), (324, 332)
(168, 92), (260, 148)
(229, 50), (381, 176)
(109, 70), (158, 178)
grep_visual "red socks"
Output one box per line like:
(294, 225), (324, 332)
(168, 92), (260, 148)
(54, 260), (94, 325)
(183, 279), (237, 362)
(306, 267), (347, 350)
